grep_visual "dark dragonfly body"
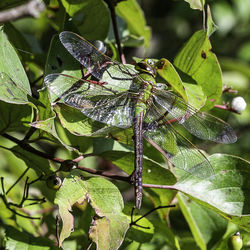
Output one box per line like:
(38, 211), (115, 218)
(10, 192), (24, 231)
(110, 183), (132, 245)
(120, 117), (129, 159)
(44, 31), (237, 209)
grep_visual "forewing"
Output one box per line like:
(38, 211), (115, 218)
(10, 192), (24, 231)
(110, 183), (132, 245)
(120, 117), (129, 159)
(149, 85), (237, 144)
(44, 73), (134, 128)
(59, 31), (112, 80)
(59, 31), (140, 90)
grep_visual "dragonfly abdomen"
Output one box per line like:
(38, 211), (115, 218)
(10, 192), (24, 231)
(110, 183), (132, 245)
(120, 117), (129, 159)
(133, 110), (144, 209)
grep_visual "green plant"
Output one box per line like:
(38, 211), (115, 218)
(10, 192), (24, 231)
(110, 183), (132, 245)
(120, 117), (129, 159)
(0, 0), (249, 249)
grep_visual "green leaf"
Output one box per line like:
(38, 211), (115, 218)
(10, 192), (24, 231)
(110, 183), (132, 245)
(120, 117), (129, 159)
(31, 89), (77, 151)
(0, 27), (38, 133)
(127, 214), (154, 243)
(5, 225), (57, 250)
(156, 58), (188, 102)
(101, 150), (176, 186)
(3, 22), (32, 63)
(206, 5), (218, 37)
(184, 0), (205, 11)
(0, 72), (31, 105)
(32, 35), (84, 151)
(9, 145), (53, 176)
(54, 104), (109, 137)
(178, 193), (228, 250)
(54, 171), (129, 248)
(174, 30), (222, 110)
(173, 154), (250, 231)
(44, 34), (82, 77)
(116, 0), (151, 48)
(61, 0), (110, 40)
(183, 83), (206, 109)
(0, 101), (33, 133)
(0, 26), (30, 95)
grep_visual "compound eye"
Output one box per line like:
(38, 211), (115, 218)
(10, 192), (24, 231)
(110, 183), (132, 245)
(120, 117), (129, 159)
(137, 62), (148, 71)
(146, 59), (154, 66)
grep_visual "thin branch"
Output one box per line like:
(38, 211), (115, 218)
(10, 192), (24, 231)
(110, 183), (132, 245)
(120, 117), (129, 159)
(214, 104), (238, 113)
(6, 167), (29, 194)
(132, 205), (175, 224)
(2, 134), (181, 188)
(1, 133), (60, 162)
(0, 192), (41, 220)
(1, 133), (131, 182)
(104, 0), (126, 64)
(77, 165), (130, 182)
(222, 85), (238, 94)
(202, 6), (206, 31)
(0, 0), (45, 23)
(23, 127), (37, 141)
(130, 205), (175, 228)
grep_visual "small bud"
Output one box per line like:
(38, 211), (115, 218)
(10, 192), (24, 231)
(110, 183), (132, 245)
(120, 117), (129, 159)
(46, 175), (62, 190)
(59, 160), (78, 172)
(231, 96), (247, 113)
(228, 232), (243, 250)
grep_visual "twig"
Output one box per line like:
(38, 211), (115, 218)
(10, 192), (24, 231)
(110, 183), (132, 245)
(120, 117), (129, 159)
(103, 0), (126, 64)
(77, 165), (130, 182)
(1, 133), (183, 188)
(214, 104), (238, 113)
(6, 168), (30, 195)
(1, 133), (131, 182)
(130, 205), (175, 228)
(23, 127), (37, 141)
(222, 85), (238, 94)
(0, 0), (45, 23)
(1, 133), (59, 162)
(0, 177), (41, 219)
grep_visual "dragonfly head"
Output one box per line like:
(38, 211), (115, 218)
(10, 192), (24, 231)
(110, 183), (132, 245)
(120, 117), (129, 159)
(135, 59), (157, 77)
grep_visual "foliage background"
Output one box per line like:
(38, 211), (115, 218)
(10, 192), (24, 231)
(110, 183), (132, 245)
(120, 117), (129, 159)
(0, 0), (250, 249)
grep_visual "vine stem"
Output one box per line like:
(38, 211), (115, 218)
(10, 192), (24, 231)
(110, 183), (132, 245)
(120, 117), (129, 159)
(104, 0), (126, 64)
(1, 133), (131, 182)
(1, 133), (179, 190)
(130, 205), (175, 227)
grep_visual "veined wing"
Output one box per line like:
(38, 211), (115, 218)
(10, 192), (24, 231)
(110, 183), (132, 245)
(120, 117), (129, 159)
(44, 73), (135, 128)
(59, 31), (138, 84)
(144, 124), (214, 179)
(147, 84), (237, 144)
(143, 107), (214, 179)
(59, 31), (111, 80)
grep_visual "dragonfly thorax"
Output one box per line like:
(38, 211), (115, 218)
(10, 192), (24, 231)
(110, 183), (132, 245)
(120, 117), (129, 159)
(135, 59), (156, 78)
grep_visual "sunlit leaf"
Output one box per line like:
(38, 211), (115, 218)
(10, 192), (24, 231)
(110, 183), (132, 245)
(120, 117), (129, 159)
(174, 30), (222, 110)
(55, 170), (129, 248)
(173, 154), (250, 231)
(116, 0), (151, 48)
(156, 58), (188, 102)
(178, 193), (228, 249)
(184, 0), (205, 11)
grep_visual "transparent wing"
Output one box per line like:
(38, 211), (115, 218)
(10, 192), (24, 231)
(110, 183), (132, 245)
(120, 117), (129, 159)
(44, 73), (135, 128)
(59, 31), (138, 84)
(143, 106), (215, 179)
(144, 126), (214, 179)
(59, 31), (112, 80)
(146, 85), (237, 144)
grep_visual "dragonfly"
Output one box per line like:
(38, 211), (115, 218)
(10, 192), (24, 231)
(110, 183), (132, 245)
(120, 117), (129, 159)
(44, 31), (237, 209)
